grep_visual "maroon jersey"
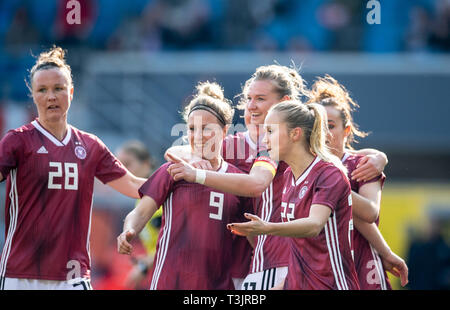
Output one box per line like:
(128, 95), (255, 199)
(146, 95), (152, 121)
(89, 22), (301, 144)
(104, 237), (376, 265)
(223, 131), (290, 273)
(0, 120), (127, 282)
(140, 161), (252, 290)
(282, 157), (360, 290)
(342, 153), (391, 290)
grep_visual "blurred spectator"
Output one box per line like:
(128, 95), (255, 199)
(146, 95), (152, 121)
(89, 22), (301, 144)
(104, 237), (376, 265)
(54, 0), (97, 46)
(405, 4), (433, 52)
(428, 0), (450, 51)
(406, 211), (450, 290)
(222, 0), (279, 50)
(151, 0), (214, 50)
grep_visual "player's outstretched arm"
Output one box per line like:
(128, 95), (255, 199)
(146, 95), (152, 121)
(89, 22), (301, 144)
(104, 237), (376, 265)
(228, 204), (331, 238)
(348, 148), (388, 182)
(353, 217), (409, 287)
(107, 171), (147, 199)
(0, 172), (3, 183)
(118, 195), (159, 255)
(166, 152), (274, 197)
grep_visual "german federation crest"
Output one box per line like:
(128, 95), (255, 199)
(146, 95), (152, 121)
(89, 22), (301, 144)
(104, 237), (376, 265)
(299, 185), (308, 199)
(75, 145), (87, 159)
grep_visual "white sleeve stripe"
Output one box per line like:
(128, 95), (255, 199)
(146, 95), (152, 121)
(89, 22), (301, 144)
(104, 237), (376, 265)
(150, 193), (172, 290)
(0, 169), (19, 286)
(325, 217), (349, 290)
(331, 215), (349, 290)
(370, 245), (388, 290)
(324, 221), (343, 290)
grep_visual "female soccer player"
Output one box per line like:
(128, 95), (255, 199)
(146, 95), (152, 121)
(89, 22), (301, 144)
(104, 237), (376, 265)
(308, 75), (408, 289)
(115, 140), (161, 289)
(117, 81), (253, 290)
(167, 65), (306, 290)
(167, 64), (387, 290)
(0, 46), (146, 290)
(228, 101), (360, 290)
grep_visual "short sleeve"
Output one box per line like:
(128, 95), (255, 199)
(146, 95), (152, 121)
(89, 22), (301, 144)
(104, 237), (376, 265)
(94, 137), (127, 184)
(139, 162), (175, 206)
(359, 172), (386, 189)
(311, 166), (350, 213)
(0, 131), (22, 179)
(252, 150), (278, 177)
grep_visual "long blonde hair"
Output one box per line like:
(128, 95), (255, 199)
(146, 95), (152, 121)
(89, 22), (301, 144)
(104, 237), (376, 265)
(270, 101), (347, 174)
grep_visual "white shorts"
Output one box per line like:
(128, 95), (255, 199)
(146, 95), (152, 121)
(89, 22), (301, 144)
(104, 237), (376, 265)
(1, 277), (92, 290)
(232, 278), (244, 290)
(241, 266), (288, 290)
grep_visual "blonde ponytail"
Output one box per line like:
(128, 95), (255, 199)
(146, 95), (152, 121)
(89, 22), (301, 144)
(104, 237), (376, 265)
(271, 101), (347, 175)
(307, 104), (347, 174)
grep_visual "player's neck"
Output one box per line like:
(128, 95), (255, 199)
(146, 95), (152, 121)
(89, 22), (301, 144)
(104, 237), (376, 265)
(285, 146), (315, 181)
(333, 149), (345, 161)
(38, 117), (68, 141)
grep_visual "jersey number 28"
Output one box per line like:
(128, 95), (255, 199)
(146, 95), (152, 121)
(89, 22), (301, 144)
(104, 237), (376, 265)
(48, 162), (78, 190)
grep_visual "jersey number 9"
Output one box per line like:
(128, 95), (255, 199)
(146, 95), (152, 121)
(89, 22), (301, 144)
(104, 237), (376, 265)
(209, 192), (224, 221)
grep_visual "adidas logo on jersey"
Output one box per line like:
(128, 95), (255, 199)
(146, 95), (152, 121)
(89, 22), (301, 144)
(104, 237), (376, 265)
(37, 146), (48, 154)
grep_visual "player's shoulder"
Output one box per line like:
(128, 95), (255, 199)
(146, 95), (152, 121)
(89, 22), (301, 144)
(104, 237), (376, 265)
(69, 125), (100, 142)
(8, 122), (35, 136)
(341, 152), (364, 173)
(313, 158), (346, 179)
(69, 125), (111, 151)
(1, 123), (36, 144)
(223, 161), (245, 174)
(342, 152), (364, 165)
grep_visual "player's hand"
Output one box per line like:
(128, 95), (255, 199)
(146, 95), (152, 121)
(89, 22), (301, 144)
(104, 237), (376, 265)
(190, 159), (213, 170)
(351, 153), (386, 182)
(117, 229), (136, 255)
(166, 150), (213, 170)
(227, 213), (269, 237)
(380, 251), (409, 287)
(166, 152), (197, 183)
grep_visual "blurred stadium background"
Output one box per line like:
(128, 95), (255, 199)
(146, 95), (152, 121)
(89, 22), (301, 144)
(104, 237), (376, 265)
(0, 0), (449, 290)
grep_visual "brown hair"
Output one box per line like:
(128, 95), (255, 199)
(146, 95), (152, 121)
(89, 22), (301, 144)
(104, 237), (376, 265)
(237, 64), (309, 110)
(183, 81), (234, 127)
(307, 75), (368, 149)
(26, 46), (73, 92)
(270, 101), (347, 174)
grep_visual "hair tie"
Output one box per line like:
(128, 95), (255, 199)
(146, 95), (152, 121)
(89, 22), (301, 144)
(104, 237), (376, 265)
(188, 104), (227, 126)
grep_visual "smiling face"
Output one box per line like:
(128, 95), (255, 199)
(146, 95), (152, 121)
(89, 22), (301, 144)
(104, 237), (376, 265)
(325, 105), (349, 156)
(31, 68), (73, 124)
(263, 110), (290, 162)
(245, 80), (283, 127)
(187, 109), (226, 160)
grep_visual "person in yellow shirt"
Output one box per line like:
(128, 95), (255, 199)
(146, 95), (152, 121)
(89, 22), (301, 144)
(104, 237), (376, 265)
(116, 140), (161, 288)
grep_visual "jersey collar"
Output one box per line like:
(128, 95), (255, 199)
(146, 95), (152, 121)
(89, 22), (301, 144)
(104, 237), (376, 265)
(32, 120), (72, 147)
(292, 156), (321, 187)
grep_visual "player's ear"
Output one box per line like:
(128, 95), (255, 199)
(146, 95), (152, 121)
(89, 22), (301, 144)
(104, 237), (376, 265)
(70, 86), (74, 102)
(222, 124), (230, 138)
(344, 125), (351, 137)
(290, 127), (303, 142)
(280, 95), (290, 102)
